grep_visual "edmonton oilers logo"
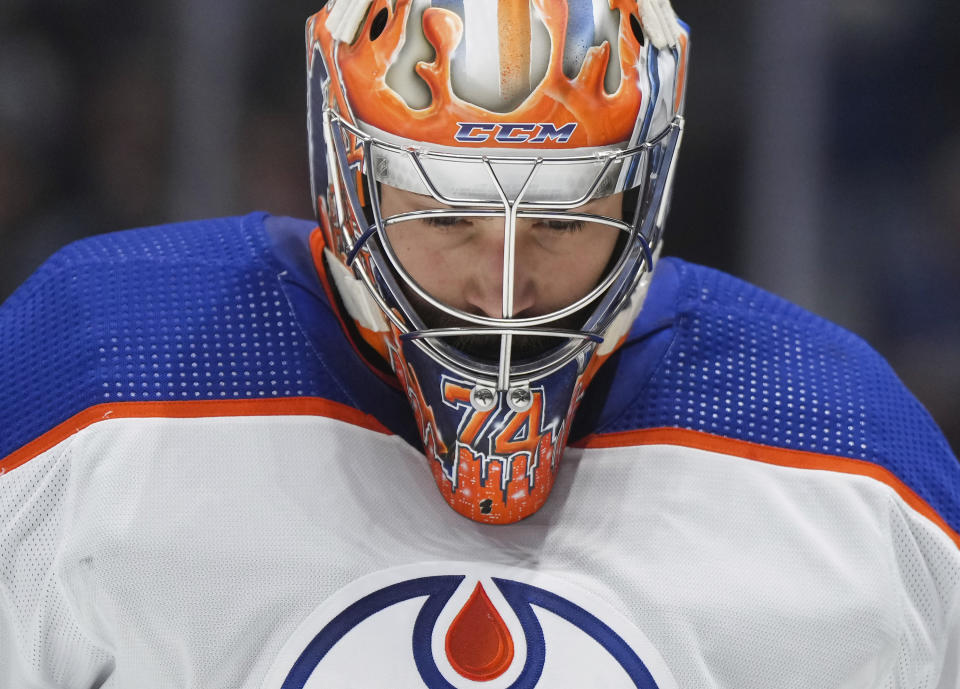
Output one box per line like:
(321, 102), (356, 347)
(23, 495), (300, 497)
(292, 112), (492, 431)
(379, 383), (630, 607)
(262, 564), (677, 689)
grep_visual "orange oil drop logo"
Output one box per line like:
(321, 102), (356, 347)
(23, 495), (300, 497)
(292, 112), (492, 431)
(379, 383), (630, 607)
(445, 582), (515, 681)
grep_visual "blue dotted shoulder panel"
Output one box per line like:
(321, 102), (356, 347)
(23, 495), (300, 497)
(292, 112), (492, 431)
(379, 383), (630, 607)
(0, 213), (385, 460)
(595, 258), (960, 533)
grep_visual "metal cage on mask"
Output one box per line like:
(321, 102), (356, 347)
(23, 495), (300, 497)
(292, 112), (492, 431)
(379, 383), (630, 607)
(321, 108), (684, 408)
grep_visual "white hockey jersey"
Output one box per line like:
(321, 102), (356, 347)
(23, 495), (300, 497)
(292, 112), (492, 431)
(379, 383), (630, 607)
(1, 213), (957, 688)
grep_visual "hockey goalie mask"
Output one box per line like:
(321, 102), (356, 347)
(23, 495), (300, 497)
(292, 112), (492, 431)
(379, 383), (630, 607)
(306, 0), (689, 524)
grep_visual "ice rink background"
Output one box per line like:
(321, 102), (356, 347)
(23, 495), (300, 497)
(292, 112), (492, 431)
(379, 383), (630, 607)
(1, 0), (957, 450)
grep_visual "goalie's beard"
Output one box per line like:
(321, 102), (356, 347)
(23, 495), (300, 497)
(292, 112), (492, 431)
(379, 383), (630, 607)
(402, 286), (590, 363)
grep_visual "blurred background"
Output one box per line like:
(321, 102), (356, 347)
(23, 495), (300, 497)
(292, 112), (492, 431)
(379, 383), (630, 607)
(0, 0), (957, 451)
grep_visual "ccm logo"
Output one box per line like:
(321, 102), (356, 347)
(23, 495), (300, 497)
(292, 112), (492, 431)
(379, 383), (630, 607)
(455, 122), (578, 144)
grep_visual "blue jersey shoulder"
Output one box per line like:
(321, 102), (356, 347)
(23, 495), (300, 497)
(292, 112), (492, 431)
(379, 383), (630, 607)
(0, 213), (380, 460)
(596, 257), (960, 531)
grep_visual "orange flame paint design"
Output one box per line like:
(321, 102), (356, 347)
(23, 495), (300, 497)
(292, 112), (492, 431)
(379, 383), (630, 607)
(310, 0), (646, 148)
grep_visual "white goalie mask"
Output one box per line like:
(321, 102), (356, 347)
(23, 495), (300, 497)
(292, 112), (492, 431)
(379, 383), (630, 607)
(306, 0), (689, 523)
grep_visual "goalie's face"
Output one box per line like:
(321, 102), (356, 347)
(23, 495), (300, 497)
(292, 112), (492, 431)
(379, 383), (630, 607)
(380, 184), (622, 329)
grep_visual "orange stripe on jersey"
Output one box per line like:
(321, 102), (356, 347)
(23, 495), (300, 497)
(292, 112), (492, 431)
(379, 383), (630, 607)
(575, 427), (960, 549)
(0, 397), (392, 476)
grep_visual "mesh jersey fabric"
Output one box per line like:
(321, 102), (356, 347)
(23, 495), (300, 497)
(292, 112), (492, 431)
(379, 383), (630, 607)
(0, 213), (414, 463)
(4, 415), (956, 689)
(0, 212), (957, 530)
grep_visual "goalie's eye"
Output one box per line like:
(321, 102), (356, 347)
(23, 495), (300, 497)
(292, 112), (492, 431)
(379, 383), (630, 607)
(424, 216), (471, 229)
(534, 219), (585, 233)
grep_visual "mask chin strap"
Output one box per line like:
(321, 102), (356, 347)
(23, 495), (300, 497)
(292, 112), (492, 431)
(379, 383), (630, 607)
(325, 0), (374, 44)
(324, 247), (389, 333)
(640, 0), (684, 50)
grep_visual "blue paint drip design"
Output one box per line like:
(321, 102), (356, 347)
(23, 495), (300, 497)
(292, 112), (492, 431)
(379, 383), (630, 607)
(432, 0), (466, 67)
(308, 43), (330, 199)
(564, 0), (595, 76)
(639, 43), (660, 144)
